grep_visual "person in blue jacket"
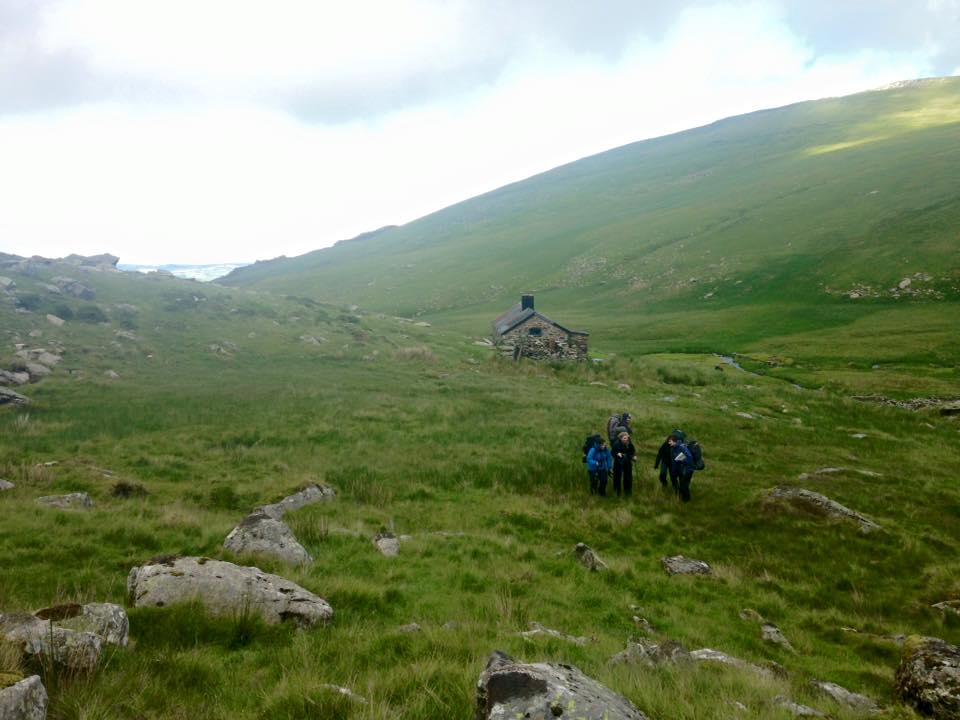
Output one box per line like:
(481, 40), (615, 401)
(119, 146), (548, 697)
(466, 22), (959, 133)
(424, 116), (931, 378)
(586, 438), (614, 496)
(668, 432), (696, 502)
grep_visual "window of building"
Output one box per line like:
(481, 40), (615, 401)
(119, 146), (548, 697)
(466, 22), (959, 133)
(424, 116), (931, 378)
(528, 327), (542, 336)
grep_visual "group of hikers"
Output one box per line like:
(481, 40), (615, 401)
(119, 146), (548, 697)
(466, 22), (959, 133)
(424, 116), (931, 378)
(582, 412), (704, 503)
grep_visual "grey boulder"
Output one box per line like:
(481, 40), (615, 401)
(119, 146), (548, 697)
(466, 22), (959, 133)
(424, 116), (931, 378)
(0, 370), (30, 386)
(662, 555), (711, 575)
(34, 602), (129, 647)
(224, 512), (313, 565)
(476, 650), (650, 720)
(766, 487), (880, 533)
(895, 635), (960, 719)
(0, 613), (103, 670)
(0, 675), (48, 720)
(0, 479), (14, 491)
(610, 638), (690, 666)
(373, 533), (401, 557)
(810, 680), (879, 713)
(254, 484), (336, 519)
(35, 493), (93, 510)
(574, 542), (608, 571)
(0, 387), (30, 406)
(690, 648), (777, 679)
(127, 556), (332, 628)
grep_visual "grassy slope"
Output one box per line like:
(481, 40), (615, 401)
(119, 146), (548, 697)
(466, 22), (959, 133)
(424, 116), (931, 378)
(1, 264), (959, 719)
(221, 78), (960, 396)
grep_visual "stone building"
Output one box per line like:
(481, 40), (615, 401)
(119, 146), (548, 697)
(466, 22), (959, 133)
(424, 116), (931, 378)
(492, 294), (588, 361)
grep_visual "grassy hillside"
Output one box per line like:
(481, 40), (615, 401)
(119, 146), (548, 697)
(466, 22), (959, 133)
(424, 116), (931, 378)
(1, 260), (959, 719)
(222, 78), (960, 396)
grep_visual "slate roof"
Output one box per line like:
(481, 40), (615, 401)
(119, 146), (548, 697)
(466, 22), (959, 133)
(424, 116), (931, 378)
(493, 303), (588, 338)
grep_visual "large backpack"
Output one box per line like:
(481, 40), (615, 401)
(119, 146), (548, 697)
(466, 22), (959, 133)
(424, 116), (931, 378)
(606, 415), (621, 442)
(687, 440), (706, 471)
(582, 434), (603, 463)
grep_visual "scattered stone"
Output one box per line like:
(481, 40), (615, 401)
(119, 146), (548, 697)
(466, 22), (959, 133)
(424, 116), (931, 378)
(33, 602), (129, 647)
(851, 433), (867, 439)
(0, 479), (14, 491)
(661, 555), (712, 576)
(617, 383), (631, 391)
(476, 650), (650, 720)
(24, 363), (50, 380)
(632, 616), (656, 636)
(610, 638), (690, 666)
(736, 412), (754, 419)
(0, 277), (14, 290)
(853, 394), (960, 412)
(35, 492), (93, 510)
(573, 542), (608, 572)
(254, 484), (336, 519)
(318, 684), (367, 704)
(27, 330), (41, 338)
(690, 648), (775, 678)
(127, 556), (332, 628)
(51, 277), (94, 299)
(114, 330), (138, 342)
(942, 404), (960, 417)
(414, 321), (431, 327)
(224, 512), (313, 565)
(766, 487), (880, 533)
(0, 613), (103, 670)
(840, 626), (906, 645)
(588, 381), (607, 387)
(761, 623), (795, 651)
(739, 608), (765, 623)
(104, 370), (120, 379)
(811, 680), (879, 714)
(398, 622), (421, 633)
(442, 620), (459, 630)
(519, 621), (590, 646)
(45, 314), (65, 327)
(373, 532), (400, 557)
(0, 675), (48, 720)
(932, 600), (960, 616)
(0, 370), (30, 385)
(895, 635), (960, 719)
(899, 278), (912, 290)
(774, 695), (825, 717)
(0, 387), (30, 406)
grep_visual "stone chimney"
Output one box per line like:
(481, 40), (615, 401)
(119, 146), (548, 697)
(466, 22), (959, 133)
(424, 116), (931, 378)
(521, 294), (534, 311)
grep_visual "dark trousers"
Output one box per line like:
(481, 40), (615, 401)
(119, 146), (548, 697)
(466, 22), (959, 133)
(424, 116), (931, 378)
(589, 469), (609, 496)
(678, 470), (693, 503)
(613, 459), (633, 496)
(658, 465), (669, 487)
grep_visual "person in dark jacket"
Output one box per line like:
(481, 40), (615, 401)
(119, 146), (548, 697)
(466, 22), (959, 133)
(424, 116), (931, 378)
(612, 431), (637, 497)
(586, 439), (613, 496)
(668, 432), (695, 502)
(654, 436), (677, 490)
(606, 412), (633, 445)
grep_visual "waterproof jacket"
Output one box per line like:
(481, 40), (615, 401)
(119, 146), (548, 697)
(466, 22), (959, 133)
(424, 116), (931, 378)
(654, 441), (672, 469)
(587, 446), (613, 473)
(612, 437), (636, 464)
(670, 442), (695, 474)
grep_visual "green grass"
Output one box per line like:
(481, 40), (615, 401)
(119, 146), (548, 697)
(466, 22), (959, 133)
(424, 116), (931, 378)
(0, 264), (958, 718)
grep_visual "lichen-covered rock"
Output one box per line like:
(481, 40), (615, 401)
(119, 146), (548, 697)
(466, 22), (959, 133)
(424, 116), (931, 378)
(610, 638), (690, 666)
(0, 675), (48, 720)
(761, 623), (795, 652)
(127, 556), (332, 628)
(254, 484), (335, 520)
(224, 512), (313, 565)
(519, 621), (590, 646)
(35, 493), (93, 510)
(766, 487), (880, 533)
(476, 650), (650, 720)
(0, 613), (103, 670)
(690, 648), (776, 678)
(0, 387), (30, 406)
(373, 533), (400, 557)
(661, 555), (711, 575)
(810, 680), (879, 713)
(574, 542), (608, 571)
(895, 635), (960, 718)
(33, 602), (129, 647)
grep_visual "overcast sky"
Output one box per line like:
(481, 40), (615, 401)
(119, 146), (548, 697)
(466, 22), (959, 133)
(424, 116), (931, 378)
(1, 0), (958, 265)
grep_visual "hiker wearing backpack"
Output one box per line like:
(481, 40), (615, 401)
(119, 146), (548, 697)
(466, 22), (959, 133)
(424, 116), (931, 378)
(667, 432), (703, 503)
(654, 436), (677, 491)
(606, 412), (633, 445)
(586, 438), (613, 496)
(612, 431), (637, 497)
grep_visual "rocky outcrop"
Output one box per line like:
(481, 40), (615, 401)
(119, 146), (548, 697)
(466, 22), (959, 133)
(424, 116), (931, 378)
(661, 555), (711, 575)
(766, 487), (880, 533)
(574, 542), (608, 572)
(45, 314), (65, 327)
(0, 370), (30, 386)
(0, 479), (14, 491)
(127, 556), (332, 628)
(35, 492), (93, 510)
(476, 650), (650, 720)
(33, 602), (129, 647)
(895, 635), (960, 718)
(610, 638), (690, 666)
(0, 675), (48, 720)
(51, 277), (95, 299)
(761, 623), (794, 651)
(0, 387), (30, 406)
(689, 648), (778, 679)
(518, 621), (590, 646)
(774, 695), (825, 717)
(373, 532), (400, 557)
(224, 512), (313, 565)
(0, 613), (103, 670)
(810, 680), (879, 713)
(853, 394), (960, 412)
(254, 484), (335, 520)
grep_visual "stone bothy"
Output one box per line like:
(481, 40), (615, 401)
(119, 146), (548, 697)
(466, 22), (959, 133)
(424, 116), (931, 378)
(492, 294), (588, 361)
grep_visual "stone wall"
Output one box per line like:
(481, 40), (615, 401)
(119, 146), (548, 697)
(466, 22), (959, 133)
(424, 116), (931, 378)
(495, 316), (587, 361)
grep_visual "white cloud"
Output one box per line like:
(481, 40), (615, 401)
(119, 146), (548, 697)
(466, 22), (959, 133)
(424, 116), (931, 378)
(0, 2), (940, 264)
